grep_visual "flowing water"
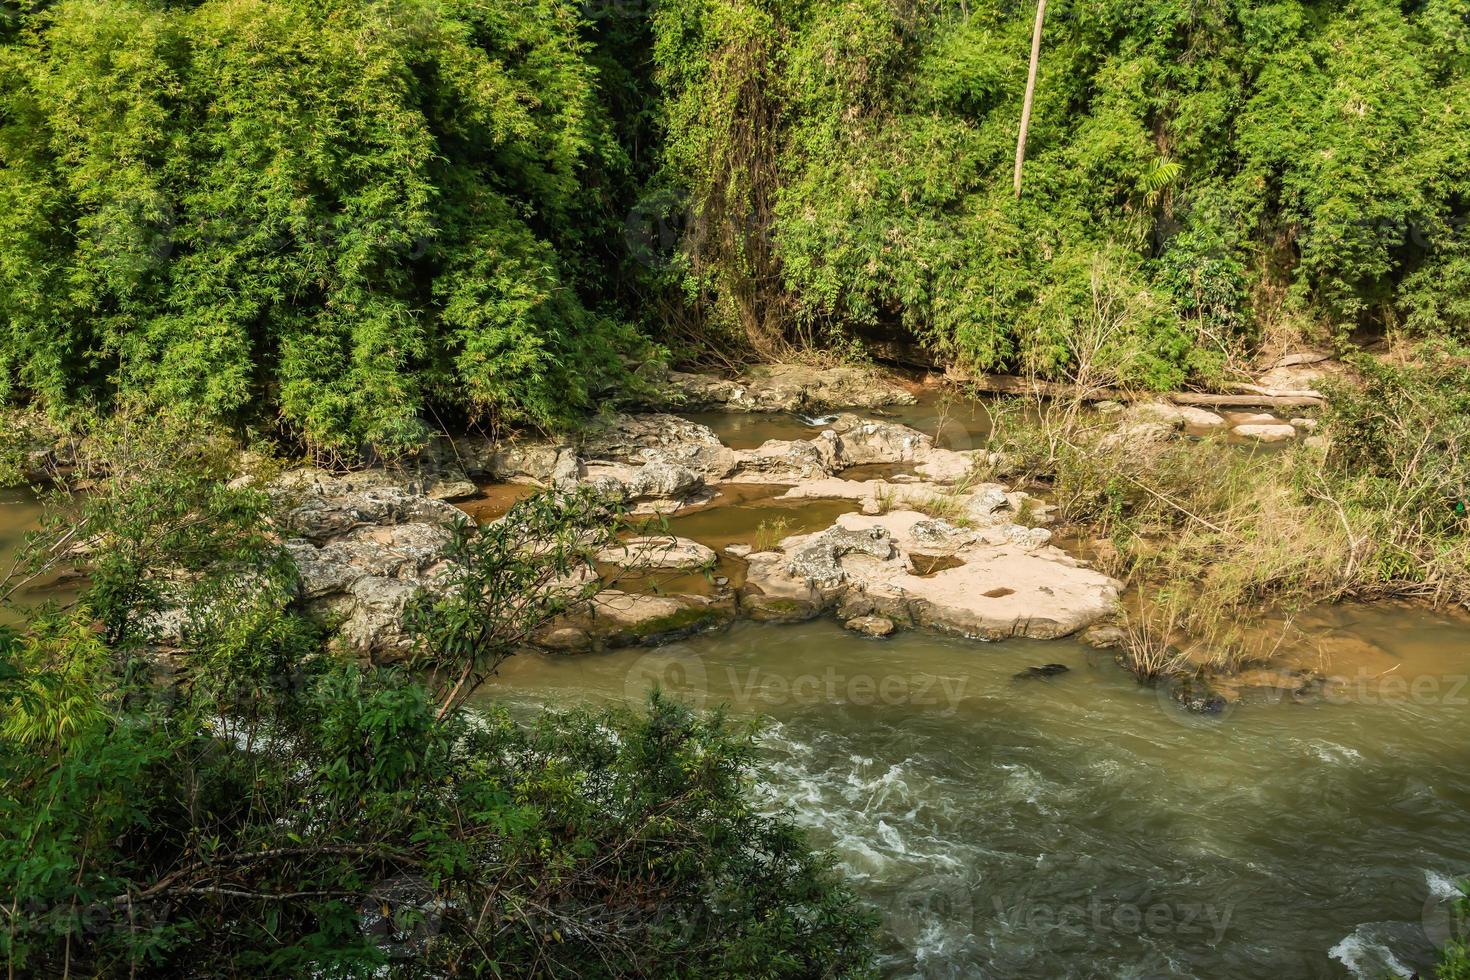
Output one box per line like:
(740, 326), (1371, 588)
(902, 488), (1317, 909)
(471, 402), (1469, 978)
(2, 399), (1464, 978)
(479, 610), (1470, 979)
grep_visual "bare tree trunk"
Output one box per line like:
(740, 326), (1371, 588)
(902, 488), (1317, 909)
(1013, 0), (1047, 198)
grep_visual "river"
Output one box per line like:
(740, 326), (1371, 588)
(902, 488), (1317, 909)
(3, 399), (1466, 978)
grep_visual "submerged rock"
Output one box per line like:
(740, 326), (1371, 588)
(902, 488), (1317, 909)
(1013, 663), (1070, 680)
(1165, 677), (1229, 715)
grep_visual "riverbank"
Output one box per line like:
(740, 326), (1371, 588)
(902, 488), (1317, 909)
(3, 357), (1469, 977)
(11, 354), (1456, 711)
(231, 351), (1464, 718)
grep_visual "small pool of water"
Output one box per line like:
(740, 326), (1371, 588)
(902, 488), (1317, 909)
(0, 489), (70, 623)
(679, 411), (825, 450)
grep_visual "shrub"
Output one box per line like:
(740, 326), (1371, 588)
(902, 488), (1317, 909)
(0, 415), (878, 977)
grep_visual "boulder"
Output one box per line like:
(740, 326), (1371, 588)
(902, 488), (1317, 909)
(579, 413), (737, 482)
(1232, 423), (1297, 443)
(274, 474), (466, 545)
(767, 511), (1120, 641)
(466, 439), (578, 485)
(844, 615), (896, 637)
(553, 591), (734, 649)
(739, 552), (827, 623)
(337, 576), (425, 661)
(581, 459), (705, 504)
(536, 626), (594, 654)
(830, 416), (933, 467)
(783, 525), (900, 589)
(597, 536), (717, 572)
(271, 469), (467, 660)
(728, 431), (843, 483)
(1080, 623), (1127, 650)
(1125, 402), (1226, 429)
(1097, 421), (1178, 455)
(656, 364), (916, 413)
(914, 448), (984, 483)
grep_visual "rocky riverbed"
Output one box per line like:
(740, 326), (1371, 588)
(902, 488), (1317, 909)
(259, 360), (1339, 669)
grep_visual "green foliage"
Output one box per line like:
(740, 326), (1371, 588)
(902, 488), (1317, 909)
(0, 0), (653, 455)
(1319, 344), (1470, 589)
(652, 0), (1470, 379)
(0, 423), (876, 976)
(1434, 882), (1470, 980)
(406, 486), (629, 719)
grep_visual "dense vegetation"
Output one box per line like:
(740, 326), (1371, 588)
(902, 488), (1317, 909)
(654, 0), (1470, 383)
(981, 342), (1470, 675)
(3, 0), (1468, 451)
(0, 0), (654, 456)
(0, 416), (876, 976)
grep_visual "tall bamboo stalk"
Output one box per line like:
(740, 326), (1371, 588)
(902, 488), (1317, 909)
(1013, 0), (1047, 198)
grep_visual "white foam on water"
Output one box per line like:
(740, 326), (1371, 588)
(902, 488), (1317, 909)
(1329, 926), (1414, 979)
(877, 819), (907, 854)
(1309, 740), (1364, 764)
(1427, 868), (1465, 900)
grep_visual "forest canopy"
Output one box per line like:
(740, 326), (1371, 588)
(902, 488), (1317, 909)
(654, 0), (1470, 386)
(1, 0), (1468, 450)
(0, 0), (648, 454)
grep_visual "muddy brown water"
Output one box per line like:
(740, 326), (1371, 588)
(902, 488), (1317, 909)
(0, 399), (1457, 979)
(463, 405), (1465, 979)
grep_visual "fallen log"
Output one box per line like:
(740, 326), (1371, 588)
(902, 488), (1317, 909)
(944, 370), (1327, 408)
(1169, 392), (1325, 409)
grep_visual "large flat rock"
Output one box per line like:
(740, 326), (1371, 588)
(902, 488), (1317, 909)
(741, 511), (1120, 641)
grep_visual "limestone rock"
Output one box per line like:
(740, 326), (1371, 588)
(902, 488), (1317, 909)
(830, 416), (933, 467)
(844, 615), (896, 637)
(728, 431), (843, 483)
(1097, 421), (1178, 455)
(1125, 402), (1225, 429)
(914, 448), (984, 483)
(1232, 423), (1297, 443)
(739, 552), (826, 623)
(275, 476), (466, 544)
(772, 511), (1120, 641)
(338, 576), (424, 661)
(784, 525), (899, 589)
(597, 535), (717, 572)
(1080, 623), (1127, 650)
(579, 591), (733, 648)
(656, 364), (916, 413)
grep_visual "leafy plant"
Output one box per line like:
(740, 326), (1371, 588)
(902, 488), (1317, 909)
(0, 421), (878, 977)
